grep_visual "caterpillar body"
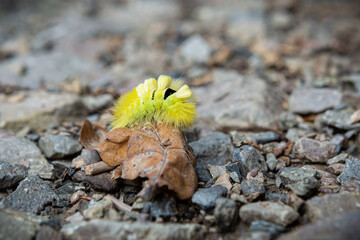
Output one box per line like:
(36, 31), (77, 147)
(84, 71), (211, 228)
(111, 75), (196, 130)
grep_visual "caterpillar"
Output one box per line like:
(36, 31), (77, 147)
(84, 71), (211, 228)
(111, 75), (196, 130)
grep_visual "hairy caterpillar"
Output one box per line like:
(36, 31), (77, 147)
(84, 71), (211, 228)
(111, 75), (196, 130)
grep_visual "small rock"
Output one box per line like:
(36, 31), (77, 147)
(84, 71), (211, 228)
(266, 153), (278, 171)
(66, 212), (84, 222)
(277, 167), (320, 197)
(230, 131), (247, 147)
(250, 221), (286, 239)
(83, 199), (112, 219)
(81, 94), (113, 113)
(191, 185), (227, 210)
(0, 162), (28, 190)
(325, 163), (344, 175)
(233, 146), (268, 177)
(54, 182), (78, 204)
(0, 136), (53, 179)
(328, 153), (348, 165)
(305, 192), (360, 223)
(289, 88), (342, 114)
(321, 109), (360, 130)
(286, 128), (312, 142)
(226, 163), (242, 183)
(61, 220), (207, 240)
(240, 201), (299, 227)
(241, 180), (266, 201)
(190, 132), (233, 182)
(207, 164), (227, 179)
(70, 190), (87, 204)
(337, 158), (360, 190)
(39, 135), (83, 159)
(293, 137), (337, 163)
(214, 198), (238, 233)
(279, 112), (298, 130)
(212, 173), (232, 191)
(278, 210), (360, 240)
(72, 171), (119, 192)
(35, 225), (62, 240)
(92, 194), (104, 202)
(180, 35), (212, 63)
(145, 194), (178, 219)
(1, 176), (59, 214)
(239, 231), (271, 240)
(72, 149), (101, 168)
(246, 132), (281, 144)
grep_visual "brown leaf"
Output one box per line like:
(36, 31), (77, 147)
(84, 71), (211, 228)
(79, 121), (198, 200)
(79, 119), (108, 150)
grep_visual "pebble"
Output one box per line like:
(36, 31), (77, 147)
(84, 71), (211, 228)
(292, 137), (337, 163)
(277, 167), (320, 197)
(214, 198), (238, 233)
(1, 176), (59, 214)
(212, 173), (232, 191)
(72, 171), (119, 192)
(72, 149), (101, 168)
(321, 109), (360, 130)
(278, 210), (360, 240)
(145, 194), (178, 219)
(325, 163), (344, 175)
(81, 94), (113, 113)
(83, 199), (113, 219)
(288, 88), (342, 114)
(266, 153), (278, 171)
(250, 221), (286, 239)
(0, 162), (28, 190)
(337, 158), (360, 189)
(226, 163), (242, 183)
(180, 35), (212, 63)
(304, 192), (360, 223)
(0, 136), (53, 179)
(233, 146), (268, 177)
(240, 201), (299, 227)
(39, 134), (83, 159)
(61, 220), (207, 240)
(207, 164), (227, 179)
(191, 185), (227, 210)
(327, 153), (348, 165)
(245, 131), (281, 144)
(190, 132), (233, 183)
(241, 180), (266, 201)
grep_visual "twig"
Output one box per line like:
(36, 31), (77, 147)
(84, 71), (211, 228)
(104, 195), (132, 213)
(85, 161), (115, 175)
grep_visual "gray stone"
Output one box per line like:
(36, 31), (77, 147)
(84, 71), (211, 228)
(35, 225), (62, 240)
(191, 185), (227, 210)
(54, 182), (78, 203)
(278, 210), (360, 240)
(239, 231), (271, 240)
(241, 180), (266, 201)
(1, 176), (59, 214)
(83, 199), (113, 219)
(0, 209), (45, 240)
(337, 158), (360, 189)
(305, 192), (360, 223)
(289, 88), (342, 114)
(194, 70), (284, 131)
(146, 194), (178, 219)
(279, 112), (298, 130)
(293, 137), (337, 163)
(0, 162), (28, 190)
(214, 198), (238, 233)
(0, 90), (87, 132)
(207, 164), (227, 180)
(250, 221), (286, 239)
(328, 153), (348, 165)
(189, 132), (233, 182)
(240, 201), (299, 227)
(325, 163), (344, 175)
(246, 132), (281, 144)
(266, 153), (278, 171)
(0, 136), (53, 179)
(321, 109), (360, 130)
(39, 135), (83, 159)
(72, 170), (119, 192)
(61, 220), (207, 240)
(180, 35), (212, 63)
(286, 128), (312, 142)
(82, 94), (113, 113)
(233, 146), (268, 177)
(72, 149), (101, 168)
(278, 167), (320, 197)
(226, 163), (242, 183)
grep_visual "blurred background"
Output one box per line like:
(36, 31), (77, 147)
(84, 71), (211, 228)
(0, 0), (359, 135)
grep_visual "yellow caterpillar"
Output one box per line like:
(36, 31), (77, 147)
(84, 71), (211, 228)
(111, 75), (196, 130)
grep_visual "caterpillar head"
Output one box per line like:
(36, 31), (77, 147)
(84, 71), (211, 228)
(111, 75), (196, 130)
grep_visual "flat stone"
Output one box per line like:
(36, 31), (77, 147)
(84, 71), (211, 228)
(277, 167), (320, 197)
(250, 221), (286, 239)
(337, 158), (360, 189)
(72, 171), (119, 192)
(207, 164), (227, 179)
(189, 132), (233, 182)
(191, 185), (227, 210)
(233, 145), (268, 177)
(194, 70), (284, 131)
(214, 198), (238, 233)
(325, 163), (344, 175)
(72, 149), (101, 168)
(61, 220), (207, 240)
(241, 180), (266, 201)
(305, 192), (360, 223)
(327, 153), (348, 165)
(180, 35), (212, 63)
(0, 90), (87, 132)
(0, 162), (28, 190)
(293, 137), (337, 163)
(278, 210), (360, 240)
(226, 163), (242, 183)
(39, 135), (83, 159)
(0, 209), (45, 240)
(266, 153), (278, 171)
(246, 132), (281, 144)
(83, 199), (113, 219)
(321, 109), (360, 130)
(1, 176), (59, 214)
(240, 201), (299, 227)
(81, 94), (113, 113)
(0, 136), (53, 179)
(212, 173), (232, 191)
(289, 88), (342, 114)
(146, 194), (178, 219)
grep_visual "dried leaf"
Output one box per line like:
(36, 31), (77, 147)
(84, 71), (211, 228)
(79, 119), (107, 150)
(79, 121), (197, 200)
